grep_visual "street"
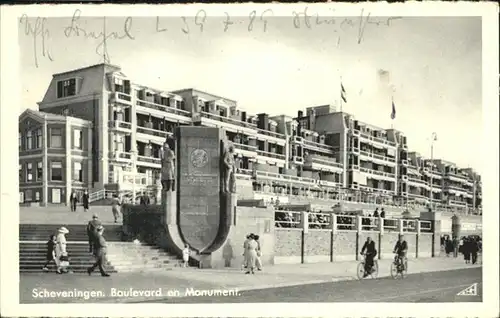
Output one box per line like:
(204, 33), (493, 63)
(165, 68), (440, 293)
(139, 267), (482, 303)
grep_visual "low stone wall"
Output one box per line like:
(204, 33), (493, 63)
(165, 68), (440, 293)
(274, 228), (436, 265)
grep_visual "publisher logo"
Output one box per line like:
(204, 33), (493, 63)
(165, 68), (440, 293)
(457, 283), (478, 296)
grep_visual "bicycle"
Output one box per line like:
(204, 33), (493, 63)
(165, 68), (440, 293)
(390, 253), (408, 279)
(357, 253), (379, 279)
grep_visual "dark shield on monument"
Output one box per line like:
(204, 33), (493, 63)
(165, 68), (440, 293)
(176, 126), (226, 253)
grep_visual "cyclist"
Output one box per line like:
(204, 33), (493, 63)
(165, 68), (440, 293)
(393, 234), (408, 270)
(360, 237), (377, 277)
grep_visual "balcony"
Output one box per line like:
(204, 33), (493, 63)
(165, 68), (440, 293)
(255, 128), (286, 145)
(109, 120), (132, 134)
(233, 142), (258, 158)
(255, 170), (317, 186)
(137, 155), (161, 167)
(136, 99), (191, 123)
(356, 130), (397, 147)
(304, 154), (343, 173)
(110, 91), (132, 106)
(199, 112), (257, 135)
(444, 171), (469, 183)
(136, 125), (173, 141)
(359, 167), (396, 180)
(111, 151), (133, 162)
(448, 199), (468, 207)
(317, 179), (342, 188)
(359, 150), (397, 165)
(256, 150), (286, 162)
(407, 176), (429, 187)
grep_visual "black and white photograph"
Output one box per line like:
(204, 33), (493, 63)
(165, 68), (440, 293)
(1, 2), (498, 317)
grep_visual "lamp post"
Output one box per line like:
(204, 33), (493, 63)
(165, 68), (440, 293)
(429, 132), (437, 211)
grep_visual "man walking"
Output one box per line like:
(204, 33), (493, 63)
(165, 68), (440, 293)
(69, 191), (78, 212)
(360, 237), (377, 277)
(87, 225), (110, 277)
(86, 214), (102, 254)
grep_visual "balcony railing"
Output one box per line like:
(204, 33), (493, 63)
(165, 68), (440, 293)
(111, 92), (132, 104)
(359, 167), (396, 179)
(357, 130), (397, 147)
(233, 142), (257, 152)
(255, 170), (316, 185)
(303, 139), (334, 152)
(137, 155), (161, 165)
(306, 155), (343, 169)
(136, 99), (191, 117)
(359, 150), (396, 163)
(109, 120), (132, 130)
(136, 125), (172, 139)
(257, 150), (286, 160)
(444, 172), (469, 182)
(199, 111), (256, 129)
(407, 177), (428, 186)
(113, 151), (133, 160)
(255, 127), (286, 140)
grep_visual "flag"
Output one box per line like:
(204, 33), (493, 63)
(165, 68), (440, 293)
(391, 101), (396, 120)
(341, 83), (347, 103)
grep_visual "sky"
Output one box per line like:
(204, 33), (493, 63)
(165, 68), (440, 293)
(18, 14), (482, 171)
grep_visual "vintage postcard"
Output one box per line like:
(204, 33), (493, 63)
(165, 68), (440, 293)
(1, 2), (498, 317)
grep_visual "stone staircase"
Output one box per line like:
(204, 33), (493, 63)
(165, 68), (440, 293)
(19, 224), (183, 273)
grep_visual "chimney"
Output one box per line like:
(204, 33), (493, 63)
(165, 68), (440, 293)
(257, 113), (269, 130)
(242, 111), (247, 122)
(298, 110), (303, 118)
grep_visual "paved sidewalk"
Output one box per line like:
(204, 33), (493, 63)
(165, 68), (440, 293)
(20, 256), (481, 303)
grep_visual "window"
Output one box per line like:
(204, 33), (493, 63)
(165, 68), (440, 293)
(50, 128), (62, 148)
(35, 191), (40, 201)
(57, 78), (76, 98)
(26, 163), (33, 182)
(74, 162), (83, 182)
(19, 133), (22, 150)
(26, 130), (33, 150)
(19, 164), (22, 181)
(74, 129), (82, 149)
(37, 162), (43, 180)
(51, 161), (63, 181)
(36, 129), (42, 148)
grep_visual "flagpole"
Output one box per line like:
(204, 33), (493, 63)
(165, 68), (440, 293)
(391, 95), (394, 129)
(339, 75), (343, 113)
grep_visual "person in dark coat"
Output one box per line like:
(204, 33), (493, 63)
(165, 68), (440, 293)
(82, 190), (90, 212)
(140, 193), (150, 206)
(87, 226), (110, 277)
(42, 235), (57, 271)
(445, 238), (453, 256)
(470, 238), (479, 264)
(69, 191), (78, 212)
(86, 214), (102, 253)
(373, 209), (379, 218)
(360, 237), (377, 277)
(380, 208), (385, 218)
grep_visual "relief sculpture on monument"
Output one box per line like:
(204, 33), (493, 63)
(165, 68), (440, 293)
(160, 138), (176, 192)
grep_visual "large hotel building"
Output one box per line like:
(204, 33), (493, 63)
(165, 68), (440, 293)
(18, 63), (482, 215)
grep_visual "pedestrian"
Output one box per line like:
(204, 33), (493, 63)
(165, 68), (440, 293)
(242, 234), (251, 270)
(373, 208), (379, 218)
(86, 214), (102, 254)
(42, 234), (57, 271)
(69, 191), (78, 212)
(82, 189), (90, 212)
(140, 192), (150, 206)
(244, 234), (258, 274)
(463, 238), (471, 264)
(471, 238), (479, 264)
(445, 238), (453, 257)
(87, 225), (110, 277)
(380, 208), (385, 218)
(182, 244), (190, 268)
(111, 194), (121, 223)
(452, 237), (459, 258)
(55, 227), (69, 274)
(254, 235), (262, 271)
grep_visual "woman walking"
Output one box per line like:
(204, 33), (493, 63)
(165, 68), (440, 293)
(42, 234), (57, 271)
(245, 234), (258, 274)
(82, 189), (90, 212)
(55, 227), (69, 274)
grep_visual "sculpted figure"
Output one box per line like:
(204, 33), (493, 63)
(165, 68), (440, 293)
(223, 144), (236, 193)
(160, 139), (175, 192)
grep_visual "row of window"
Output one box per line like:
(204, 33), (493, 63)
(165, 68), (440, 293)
(19, 128), (84, 150)
(20, 161), (84, 182)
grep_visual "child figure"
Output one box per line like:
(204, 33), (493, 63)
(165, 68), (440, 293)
(42, 235), (57, 271)
(182, 244), (190, 268)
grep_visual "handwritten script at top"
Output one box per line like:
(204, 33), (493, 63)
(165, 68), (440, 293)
(20, 8), (401, 68)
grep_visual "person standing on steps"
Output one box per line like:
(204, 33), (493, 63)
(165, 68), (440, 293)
(87, 225), (110, 277)
(86, 214), (102, 254)
(55, 227), (69, 274)
(82, 189), (90, 212)
(42, 235), (57, 271)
